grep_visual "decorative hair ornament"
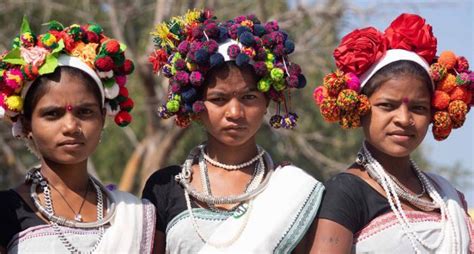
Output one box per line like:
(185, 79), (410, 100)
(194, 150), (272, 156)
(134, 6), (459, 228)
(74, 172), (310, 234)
(149, 9), (306, 129)
(0, 16), (135, 135)
(313, 13), (473, 140)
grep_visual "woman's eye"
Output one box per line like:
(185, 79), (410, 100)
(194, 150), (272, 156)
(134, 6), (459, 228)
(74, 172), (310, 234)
(412, 105), (429, 113)
(242, 94), (257, 100)
(43, 111), (60, 118)
(78, 108), (94, 115)
(209, 97), (226, 103)
(378, 103), (394, 110)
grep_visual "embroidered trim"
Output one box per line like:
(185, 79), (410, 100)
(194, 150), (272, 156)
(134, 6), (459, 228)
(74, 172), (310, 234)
(140, 199), (157, 254)
(166, 208), (231, 234)
(273, 182), (324, 253)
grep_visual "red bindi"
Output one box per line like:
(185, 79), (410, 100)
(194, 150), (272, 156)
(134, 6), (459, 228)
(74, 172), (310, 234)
(402, 97), (409, 104)
(66, 105), (73, 111)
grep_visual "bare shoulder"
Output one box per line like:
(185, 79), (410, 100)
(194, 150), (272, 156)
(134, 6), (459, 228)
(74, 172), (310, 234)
(310, 218), (353, 254)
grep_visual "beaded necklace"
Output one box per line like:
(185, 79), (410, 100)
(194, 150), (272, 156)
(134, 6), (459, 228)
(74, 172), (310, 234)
(357, 143), (459, 253)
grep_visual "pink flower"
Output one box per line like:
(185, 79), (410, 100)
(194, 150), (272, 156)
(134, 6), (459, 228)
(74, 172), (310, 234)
(3, 69), (24, 90)
(20, 46), (50, 67)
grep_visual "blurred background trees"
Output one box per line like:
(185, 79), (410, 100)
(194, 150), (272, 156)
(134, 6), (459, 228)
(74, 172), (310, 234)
(0, 0), (470, 195)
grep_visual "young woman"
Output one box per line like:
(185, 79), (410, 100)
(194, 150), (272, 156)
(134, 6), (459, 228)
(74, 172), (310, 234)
(312, 13), (473, 253)
(143, 10), (324, 253)
(0, 19), (155, 253)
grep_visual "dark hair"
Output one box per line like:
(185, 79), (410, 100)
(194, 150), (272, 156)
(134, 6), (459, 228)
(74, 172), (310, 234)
(23, 66), (103, 121)
(362, 60), (433, 97)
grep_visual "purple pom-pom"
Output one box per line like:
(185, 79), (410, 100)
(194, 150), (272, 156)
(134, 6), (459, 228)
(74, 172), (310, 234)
(227, 44), (241, 58)
(286, 75), (299, 88)
(273, 44), (285, 57)
(192, 27), (203, 39)
(181, 87), (197, 102)
(272, 31), (285, 44)
(253, 61), (268, 76)
(195, 49), (210, 65)
(235, 53), (250, 66)
(237, 26), (251, 37)
(175, 71), (189, 85)
(297, 74), (306, 88)
(228, 24), (239, 40)
(262, 34), (275, 48)
(162, 65), (173, 78)
(265, 21), (279, 33)
(174, 59), (186, 70)
(190, 41), (203, 52)
(210, 53), (225, 68)
(177, 41), (190, 55)
(204, 23), (219, 38)
(171, 82), (181, 93)
(269, 114), (283, 128)
(203, 40), (219, 54)
(255, 48), (267, 61)
(106, 184), (118, 191)
(234, 15), (247, 23)
(284, 40), (295, 54)
(192, 100), (206, 113)
(288, 64), (302, 76)
(239, 31), (255, 47)
(254, 24), (266, 37)
(218, 27), (229, 42)
(190, 71), (204, 87)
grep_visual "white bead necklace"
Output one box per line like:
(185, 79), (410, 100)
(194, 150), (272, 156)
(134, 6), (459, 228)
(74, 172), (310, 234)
(201, 145), (265, 171)
(358, 143), (458, 253)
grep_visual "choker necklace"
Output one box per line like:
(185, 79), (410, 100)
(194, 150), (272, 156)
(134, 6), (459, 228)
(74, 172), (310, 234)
(200, 145), (265, 171)
(356, 142), (458, 253)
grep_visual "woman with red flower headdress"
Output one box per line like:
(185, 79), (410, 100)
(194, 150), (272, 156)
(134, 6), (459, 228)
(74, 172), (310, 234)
(142, 9), (324, 253)
(0, 18), (155, 253)
(311, 13), (473, 253)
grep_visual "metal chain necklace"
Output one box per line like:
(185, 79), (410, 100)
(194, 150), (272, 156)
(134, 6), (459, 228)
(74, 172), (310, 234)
(26, 168), (113, 253)
(27, 168), (117, 229)
(357, 142), (458, 253)
(49, 180), (90, 222)
(176, 144), (274, 205)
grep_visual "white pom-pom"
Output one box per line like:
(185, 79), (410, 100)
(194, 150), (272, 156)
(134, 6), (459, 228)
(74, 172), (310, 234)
(0, 107), (5, 119)
(106, 103), (120, 116)
(12, 121), (25, 138)
(98, 70), (114, 79)
(104, 83), (120, 99)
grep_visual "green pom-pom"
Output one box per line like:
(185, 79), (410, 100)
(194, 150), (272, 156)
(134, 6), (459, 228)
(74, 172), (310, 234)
(258, 78), (271, 92)
(171, 53), (182, 63)
(12, 36), (21, 49)
(46, 21), (64, 31)
(68, 24), (82, 40)
(270, 68), (284, 81)
(273, 80), (286, 91)
(88, 23), (103, 34)
(266, 53), (275, 62)
(173, 94), (181, 102)
(166, 100), (180, 113)
(103, 79), (115, 88)
(265, 61), (273, 70)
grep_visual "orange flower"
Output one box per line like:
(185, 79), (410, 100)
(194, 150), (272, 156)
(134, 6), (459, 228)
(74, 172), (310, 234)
(71, 42), (98, 68)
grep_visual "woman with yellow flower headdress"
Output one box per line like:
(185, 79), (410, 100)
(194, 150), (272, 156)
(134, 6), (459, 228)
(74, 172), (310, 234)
(0, 17), (154, 253)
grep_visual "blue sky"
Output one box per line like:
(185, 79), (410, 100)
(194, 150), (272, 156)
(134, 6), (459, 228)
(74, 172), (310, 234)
(337, 0), (474, 206)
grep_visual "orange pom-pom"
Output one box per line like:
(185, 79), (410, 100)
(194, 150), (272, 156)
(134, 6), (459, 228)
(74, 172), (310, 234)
(340, 112), (361, 129)
(438, 51), (457, 70)
(450, 86), (472, 105)
(320, 98), (340, 122)
(323, 70), (346, 96)
(357, 94), (371, 115)
(448, 100), (468, 128)
(336, 89), (359, 111)
(432, 125), (452, 141)
(431, 90), (450, 110)
(432, 111), (452, 130)
(313, 86), (328, 105)
(437, 74), (457, 93)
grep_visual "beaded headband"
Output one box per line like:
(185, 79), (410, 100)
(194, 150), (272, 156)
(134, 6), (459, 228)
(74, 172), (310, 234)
(313, 13), (473, 141)
(0, 17), (135, 138)
(149, 9), (306, 129)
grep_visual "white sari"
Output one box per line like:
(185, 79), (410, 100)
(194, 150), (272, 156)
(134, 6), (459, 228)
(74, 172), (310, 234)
(166, 165), (324, 253)
(7, 190), (156, 254)
(353, 173), (474, 253)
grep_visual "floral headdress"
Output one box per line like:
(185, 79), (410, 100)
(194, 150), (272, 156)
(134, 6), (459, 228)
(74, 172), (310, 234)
(313, 13), (473, 141)
(0, 17), (135, 138)
(149, 9), (306, 129)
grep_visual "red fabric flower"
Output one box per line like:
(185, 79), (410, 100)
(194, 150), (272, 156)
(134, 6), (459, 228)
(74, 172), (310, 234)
(384, 13), (437, 63)
(105, 40), (120, 54)
(149, 49), (168, 73)
(95, 56), (114, 71)
(334, 27), (387, 76)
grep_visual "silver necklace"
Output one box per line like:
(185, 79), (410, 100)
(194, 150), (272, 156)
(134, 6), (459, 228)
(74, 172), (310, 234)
(176, 144), (274, 205)
(27, 168), (116, 229)
(28, 168), (106, 253)
(201, 145), (265, 171)
(49, 179), (90, 222)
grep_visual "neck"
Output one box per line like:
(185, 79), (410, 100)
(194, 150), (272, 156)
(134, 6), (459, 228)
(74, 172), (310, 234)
(205, 136), (259, 166)
(39, 158), (90, 193)
(364, 141), (414, 181)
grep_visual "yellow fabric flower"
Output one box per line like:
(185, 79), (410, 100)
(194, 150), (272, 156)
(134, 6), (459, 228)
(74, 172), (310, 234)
(151, 23), (179, 49)
(71, 42), (98, 68)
